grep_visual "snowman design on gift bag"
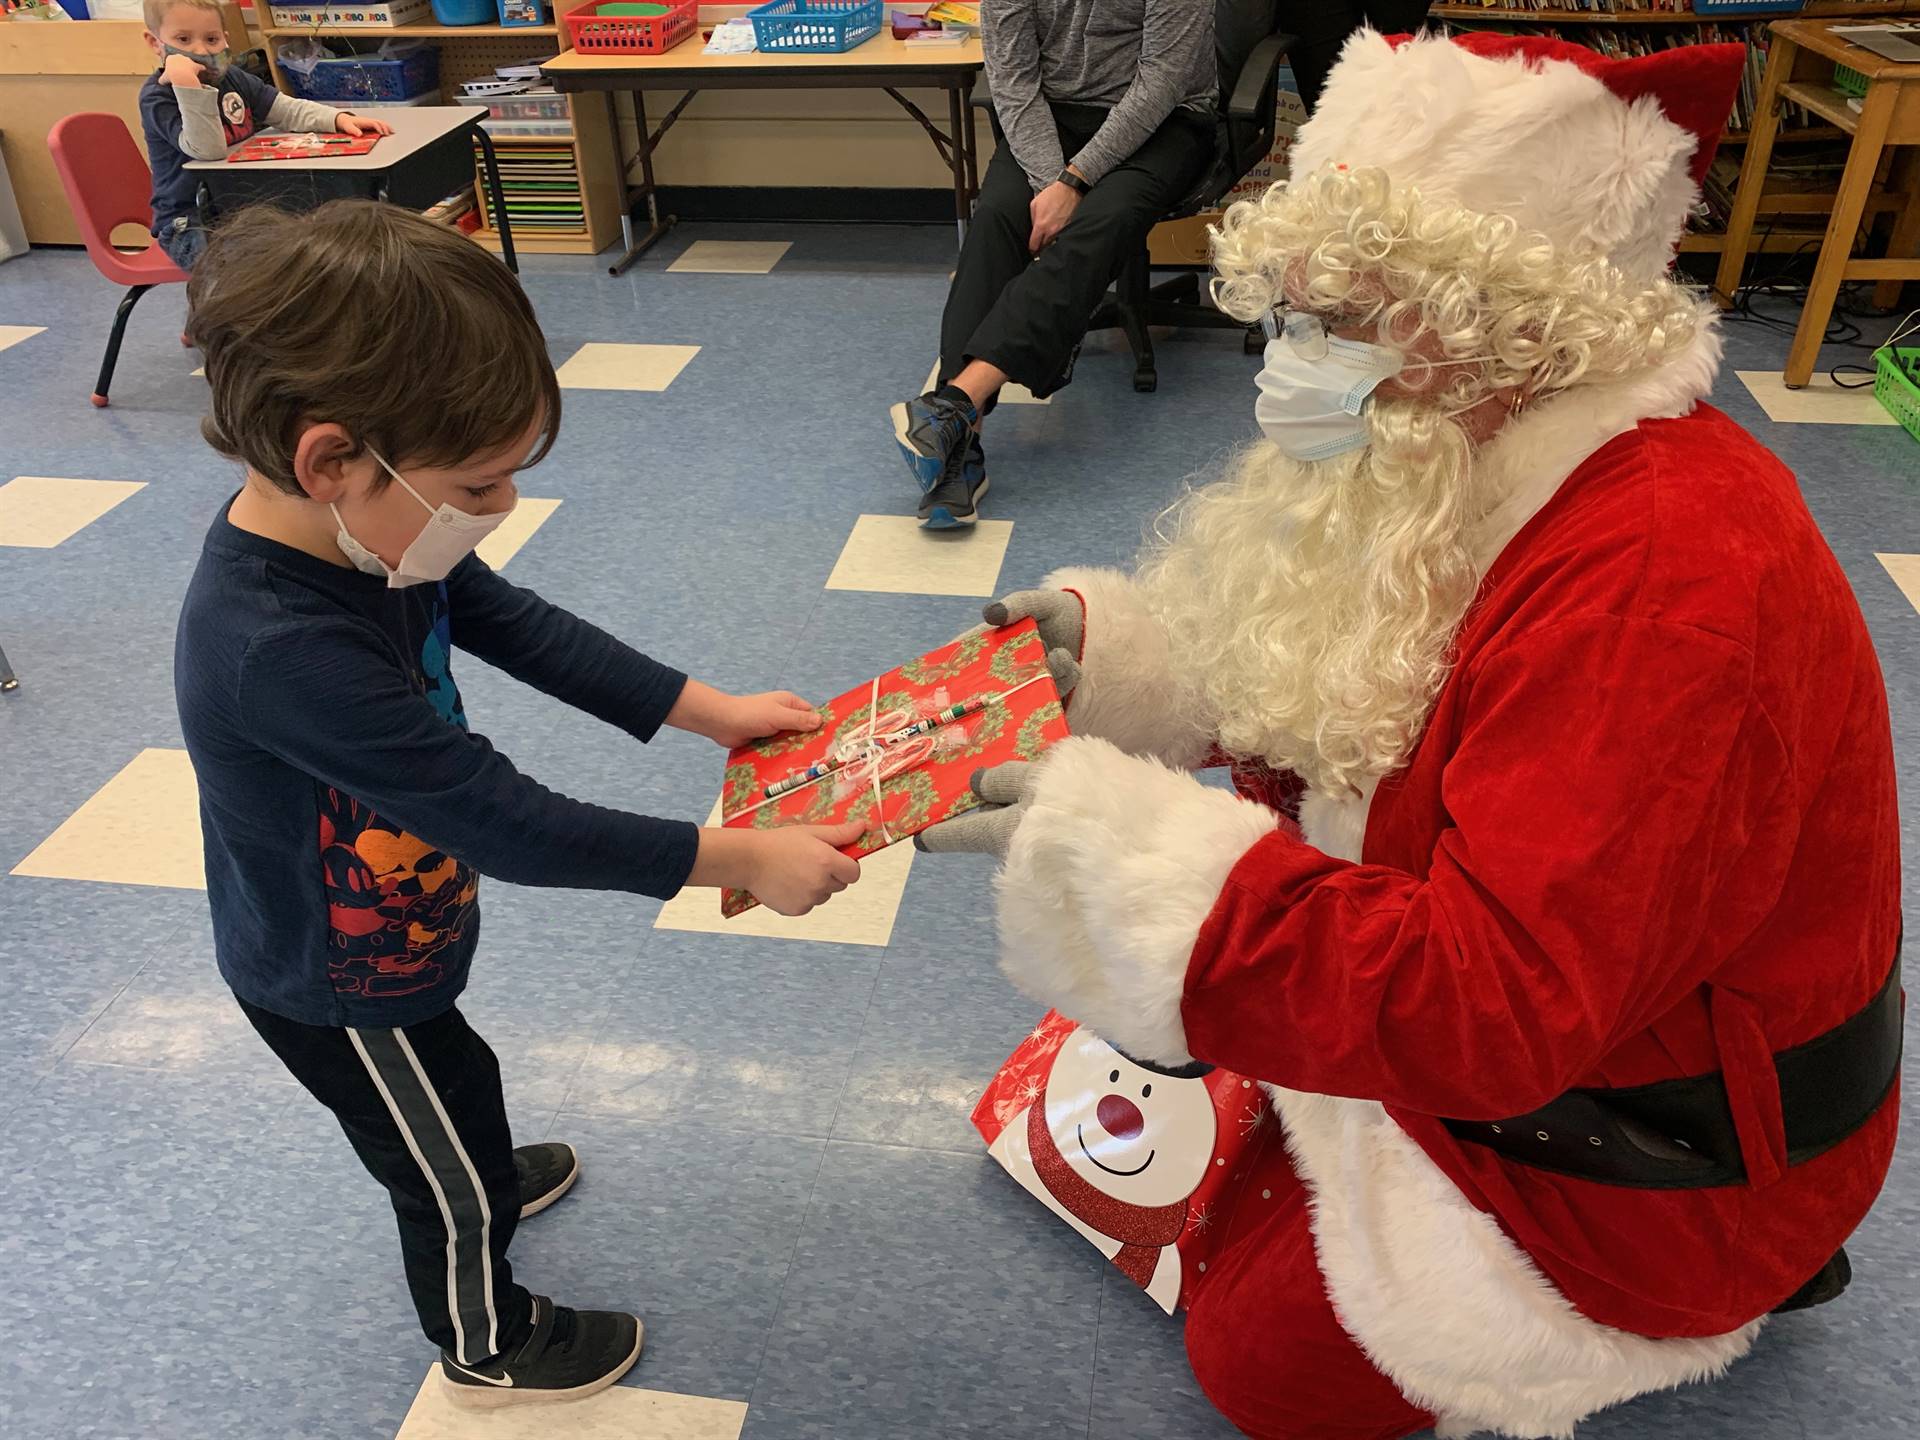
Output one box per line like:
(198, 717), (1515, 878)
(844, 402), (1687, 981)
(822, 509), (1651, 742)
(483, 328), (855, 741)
(988, 1026), (1216, 1312)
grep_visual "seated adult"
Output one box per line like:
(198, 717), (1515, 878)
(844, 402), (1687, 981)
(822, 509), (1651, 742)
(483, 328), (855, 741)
(920, 31), (1901, 1440)
(889, 0), (1217, 529)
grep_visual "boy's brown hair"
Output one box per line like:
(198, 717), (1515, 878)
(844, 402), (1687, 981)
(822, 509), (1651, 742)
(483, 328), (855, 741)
(187, 200), (560, 494)
(144, 0), (223, 34)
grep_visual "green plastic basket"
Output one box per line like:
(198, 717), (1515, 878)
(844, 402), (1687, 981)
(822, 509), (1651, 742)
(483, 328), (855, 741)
(1834, 62), (1868, 98)
(1873, 345), (1920, 444)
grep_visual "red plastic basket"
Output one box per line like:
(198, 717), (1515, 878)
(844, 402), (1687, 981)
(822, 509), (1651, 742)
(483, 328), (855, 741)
(562, 0), (697, 54)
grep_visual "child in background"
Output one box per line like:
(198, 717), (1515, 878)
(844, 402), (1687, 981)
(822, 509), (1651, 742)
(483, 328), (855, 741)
(139, 0), (393, 269)
(175, 200), (865, 1408)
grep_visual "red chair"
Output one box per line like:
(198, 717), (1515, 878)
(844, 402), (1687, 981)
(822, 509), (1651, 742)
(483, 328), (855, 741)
(48, 112), (191, 408)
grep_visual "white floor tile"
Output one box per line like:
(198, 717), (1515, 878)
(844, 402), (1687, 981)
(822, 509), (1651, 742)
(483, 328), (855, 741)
(921, 358), (1048, 405)
(12, 748), (204, 890)
(1876, 554), (1920, 617)
(0, 476), (146, 548)
(655, 802), (913, 948)
(555, 342), (700, 393)
(825, 513), (1012, 597)
(1735, 370), (1899, 426)
(0, 325), (45, 354)
(475, 497), (561, 570)
(396, 1368), (747, 1439)
(668, 240), (792, 274)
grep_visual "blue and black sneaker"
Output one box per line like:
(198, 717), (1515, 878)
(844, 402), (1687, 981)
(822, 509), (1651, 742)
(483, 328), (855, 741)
(889, 386), (978, 497)
(918, 434), (988, 530)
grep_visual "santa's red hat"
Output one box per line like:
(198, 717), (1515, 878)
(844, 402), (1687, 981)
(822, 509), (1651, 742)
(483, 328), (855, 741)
(1287, 30), (1746, 284)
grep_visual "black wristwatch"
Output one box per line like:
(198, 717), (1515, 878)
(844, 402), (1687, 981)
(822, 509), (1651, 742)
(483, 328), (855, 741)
(1057, 167), (1092, 196)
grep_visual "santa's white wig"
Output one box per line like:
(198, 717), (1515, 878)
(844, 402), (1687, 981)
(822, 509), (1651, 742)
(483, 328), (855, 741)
(1139, 166), (1708, 796)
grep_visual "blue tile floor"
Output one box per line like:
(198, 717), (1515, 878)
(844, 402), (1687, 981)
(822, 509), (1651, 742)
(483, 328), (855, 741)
(0, 225), (1916, 1439)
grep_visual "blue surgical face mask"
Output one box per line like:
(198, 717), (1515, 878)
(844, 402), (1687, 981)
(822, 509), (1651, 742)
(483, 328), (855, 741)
(1254, 313), (1403, 461)
(160, 41), (231, 77)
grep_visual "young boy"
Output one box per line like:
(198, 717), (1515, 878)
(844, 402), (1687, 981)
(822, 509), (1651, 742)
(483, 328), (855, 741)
(140, 0), (393, 270)
(175, 201), (865, 1408)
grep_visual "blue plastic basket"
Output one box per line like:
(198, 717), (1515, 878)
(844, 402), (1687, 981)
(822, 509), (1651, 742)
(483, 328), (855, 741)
(748, 0), (882, 53)
(287, 45), (440, 103)
(1691, 0), (1803, 14)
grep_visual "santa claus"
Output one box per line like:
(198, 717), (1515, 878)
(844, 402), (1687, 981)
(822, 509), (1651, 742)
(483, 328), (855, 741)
(918, 29), (1903, 1440)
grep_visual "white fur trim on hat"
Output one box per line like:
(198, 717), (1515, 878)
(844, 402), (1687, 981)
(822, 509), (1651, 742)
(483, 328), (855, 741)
(1291, 31), (1702, 285)
(994, 736), (1280, 1069)
(1042, 566), (1215, 770)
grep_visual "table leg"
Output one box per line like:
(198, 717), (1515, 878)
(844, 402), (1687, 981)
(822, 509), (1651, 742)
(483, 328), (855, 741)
(1785, 81), (1896, 388)
(607, 86), (679, 278)
(1872, 145), (1920, 312)
(473, 126), (519, 275)
(947, 85), (968, 249)
(961, 88), (979, 210)
(1714, 35), (1792, 307)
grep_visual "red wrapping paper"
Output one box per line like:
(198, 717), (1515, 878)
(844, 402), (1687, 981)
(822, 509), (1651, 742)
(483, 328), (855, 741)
(972, 1011), (1273, 1314)
(716, 618), (1068, 916)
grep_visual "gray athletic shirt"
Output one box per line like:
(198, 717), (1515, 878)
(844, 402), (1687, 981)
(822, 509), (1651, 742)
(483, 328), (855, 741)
(982, 0), (1216, 192)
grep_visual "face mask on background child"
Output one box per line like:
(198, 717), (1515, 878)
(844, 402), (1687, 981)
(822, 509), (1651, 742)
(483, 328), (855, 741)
(332, 449), (514, 589)
(160, 41), (231, 76)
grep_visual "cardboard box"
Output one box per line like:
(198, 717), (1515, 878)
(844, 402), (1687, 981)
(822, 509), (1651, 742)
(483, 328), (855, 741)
(268, 0), (432, 27)
(1148, 73), (1307, 267)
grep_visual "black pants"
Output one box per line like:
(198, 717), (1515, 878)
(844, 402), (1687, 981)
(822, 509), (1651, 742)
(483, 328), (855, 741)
(939, 103), (1213, 404)
(1284, 0), (1435, 113)
(240, 998), (533, 1365)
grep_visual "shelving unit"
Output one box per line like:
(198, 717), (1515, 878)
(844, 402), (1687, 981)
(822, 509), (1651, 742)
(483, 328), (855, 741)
(1429, 1), (1920, 257)
(257, 2), (621, 255)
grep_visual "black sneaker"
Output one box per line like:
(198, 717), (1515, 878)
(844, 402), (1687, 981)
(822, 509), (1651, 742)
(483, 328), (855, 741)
(515, 1141), (580, 1220)
(440, 1295), (643, 1409)
(918, 434), (988, 529)
(890, 386), (978, 497)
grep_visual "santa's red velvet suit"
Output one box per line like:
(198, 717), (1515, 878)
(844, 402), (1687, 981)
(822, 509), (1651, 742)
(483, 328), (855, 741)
(974, 31), (1902, 1440)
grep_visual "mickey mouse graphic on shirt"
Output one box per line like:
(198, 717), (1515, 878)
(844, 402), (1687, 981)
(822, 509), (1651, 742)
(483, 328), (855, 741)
(987, 1025), (1216, 1312)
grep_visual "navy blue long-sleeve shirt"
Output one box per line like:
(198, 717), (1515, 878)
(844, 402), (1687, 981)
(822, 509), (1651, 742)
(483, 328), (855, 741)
(174, 498), (699, 1027)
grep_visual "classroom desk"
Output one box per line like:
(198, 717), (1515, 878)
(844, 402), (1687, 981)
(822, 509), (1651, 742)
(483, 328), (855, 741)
(1715, 18), (1920, 387)
(541, 37), (985, 275)
(185, 105), (517, 273)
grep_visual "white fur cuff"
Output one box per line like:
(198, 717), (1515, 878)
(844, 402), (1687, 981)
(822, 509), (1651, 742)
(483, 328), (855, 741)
(1043, 566), (1214, 770)
(995, 736), (1281, 1068)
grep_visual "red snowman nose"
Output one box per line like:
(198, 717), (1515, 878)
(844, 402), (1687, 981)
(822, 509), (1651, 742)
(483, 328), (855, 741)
(1097, 1093), (1145, 1140)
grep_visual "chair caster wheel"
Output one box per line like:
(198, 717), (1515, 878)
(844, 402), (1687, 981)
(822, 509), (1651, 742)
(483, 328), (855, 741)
(90, 393), (109, 408)
(1244, 327), (1263, 354)
(1133, 368), (1157, 393)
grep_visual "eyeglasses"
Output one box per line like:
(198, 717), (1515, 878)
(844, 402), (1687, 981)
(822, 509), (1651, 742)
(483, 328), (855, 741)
(1260, 310), (1331, 361)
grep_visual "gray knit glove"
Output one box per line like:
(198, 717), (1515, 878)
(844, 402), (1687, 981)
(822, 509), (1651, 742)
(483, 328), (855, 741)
(979, 588), (1084, 700)
(913, 762), (1036, 859)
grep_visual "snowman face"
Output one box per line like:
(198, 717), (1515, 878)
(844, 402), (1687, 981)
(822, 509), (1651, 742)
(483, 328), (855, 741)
(1040, 1029), (1217, 1209)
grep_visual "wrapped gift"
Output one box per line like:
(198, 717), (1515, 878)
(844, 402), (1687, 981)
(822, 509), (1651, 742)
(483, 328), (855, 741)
(716, 618), (1068, 916)
(972, 1011), (1275, 1314)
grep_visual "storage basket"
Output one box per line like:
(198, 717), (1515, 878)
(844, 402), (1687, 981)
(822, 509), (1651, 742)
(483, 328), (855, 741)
(287, 44), (439, 103)
(748, 0), (883, 54)
(1873, 345), (1920, 445)
(562, 0), (698, 54)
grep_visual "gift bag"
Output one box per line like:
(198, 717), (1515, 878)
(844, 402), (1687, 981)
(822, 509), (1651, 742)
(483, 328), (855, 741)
(972, 1012), (1274, 1314)
(715, 618), (1069, 916)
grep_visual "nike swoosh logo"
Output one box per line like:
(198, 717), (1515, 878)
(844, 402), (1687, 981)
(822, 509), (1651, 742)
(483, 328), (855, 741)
(445, 1361), (514, 1387)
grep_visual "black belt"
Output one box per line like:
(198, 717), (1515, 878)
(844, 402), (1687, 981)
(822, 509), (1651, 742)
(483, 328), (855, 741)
(1443, 948), (1902, 1190)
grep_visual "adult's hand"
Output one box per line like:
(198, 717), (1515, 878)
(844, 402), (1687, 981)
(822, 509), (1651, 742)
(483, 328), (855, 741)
(914, 763), (1036, 859)
(1029, 181), (1082, 253)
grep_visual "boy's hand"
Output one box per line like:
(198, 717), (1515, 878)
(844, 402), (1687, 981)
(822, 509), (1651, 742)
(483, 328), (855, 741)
(668, 679), (822, 749)
(743, 820), (866, 915)
(160, 53), (206, 88)
(336, 113), (394, 138)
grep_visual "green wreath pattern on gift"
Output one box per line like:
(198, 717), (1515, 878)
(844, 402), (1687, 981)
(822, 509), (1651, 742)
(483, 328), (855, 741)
(901, 628), (989, 684)
(988, 630), (1046, 687)
(1016, 700), (1064, 760)
(721, 760), (763, 818)
(939, 696), (1011, 760)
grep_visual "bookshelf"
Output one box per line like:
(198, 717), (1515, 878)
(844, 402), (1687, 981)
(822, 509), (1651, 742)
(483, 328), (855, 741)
(1428, 1), (1920, 256)
(259, 1), (621, 256)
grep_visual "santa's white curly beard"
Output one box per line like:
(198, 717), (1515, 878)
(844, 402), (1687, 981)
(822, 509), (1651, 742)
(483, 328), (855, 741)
(1138, 396), (1489, 799)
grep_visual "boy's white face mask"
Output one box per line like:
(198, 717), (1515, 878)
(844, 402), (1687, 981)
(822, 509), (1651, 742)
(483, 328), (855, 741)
(332, 449), (513, 589)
